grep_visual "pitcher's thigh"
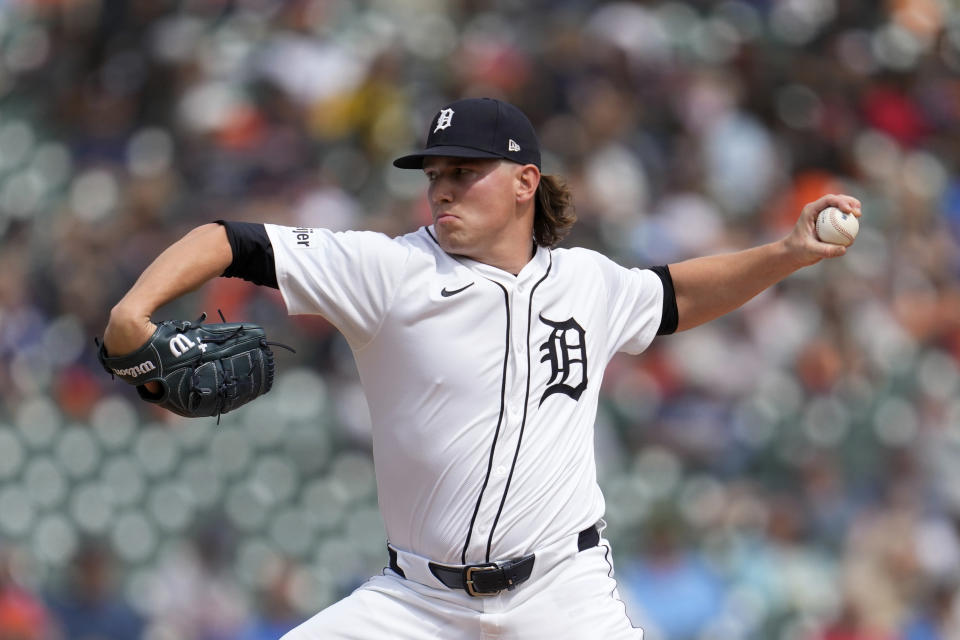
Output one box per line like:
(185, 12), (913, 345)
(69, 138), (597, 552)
(506, 546), (644, 640)
(281, 574), (478, 640)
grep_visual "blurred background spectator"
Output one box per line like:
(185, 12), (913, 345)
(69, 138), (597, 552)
(0, 1), (959, 638)
(44, 540), (144, 640)
(0, 548), (54, 640)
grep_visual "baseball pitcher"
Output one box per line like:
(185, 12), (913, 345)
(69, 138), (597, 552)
(101, 98), (861, 639)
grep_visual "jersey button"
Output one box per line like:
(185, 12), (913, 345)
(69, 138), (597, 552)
(494, 465), (507, 477)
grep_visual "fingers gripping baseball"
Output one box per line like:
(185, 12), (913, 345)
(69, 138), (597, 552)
(787, 193), (862, 265)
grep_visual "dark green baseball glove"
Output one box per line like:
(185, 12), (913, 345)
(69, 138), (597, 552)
(97, 314), (290, 419)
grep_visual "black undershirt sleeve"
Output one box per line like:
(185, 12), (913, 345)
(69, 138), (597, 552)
(646, 265), (679, 336)
(216, 220), (279, 289)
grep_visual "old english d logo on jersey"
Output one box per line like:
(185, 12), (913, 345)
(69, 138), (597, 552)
(538, 314), (588, 405)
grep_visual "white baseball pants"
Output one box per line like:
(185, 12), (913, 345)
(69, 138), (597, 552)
(281, 531), (643, 640)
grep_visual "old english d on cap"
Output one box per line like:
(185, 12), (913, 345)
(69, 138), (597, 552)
(393, 98), (541, 169)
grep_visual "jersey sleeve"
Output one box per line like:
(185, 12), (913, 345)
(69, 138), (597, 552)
(594, 253), (665, 356)
(265, 224), (411, 348)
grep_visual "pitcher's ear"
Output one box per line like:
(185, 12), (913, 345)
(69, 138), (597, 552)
(515, 164), (541, 204)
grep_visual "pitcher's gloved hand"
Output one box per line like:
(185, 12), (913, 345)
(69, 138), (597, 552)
(97, 313), (290, 419)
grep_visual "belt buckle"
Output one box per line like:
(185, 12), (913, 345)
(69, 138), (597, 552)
(464, 563), (500, 597)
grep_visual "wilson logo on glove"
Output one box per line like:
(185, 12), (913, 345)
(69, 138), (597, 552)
(111, 361), (157, 378)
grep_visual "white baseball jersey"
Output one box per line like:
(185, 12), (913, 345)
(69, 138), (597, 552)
(265, 224), (664, 567)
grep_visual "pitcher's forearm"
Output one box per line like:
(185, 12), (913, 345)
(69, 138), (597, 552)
(105, 223), (232, 354)
(671, 240), (804, 332)
(114, 223), (232, 315)
(668, 194), (861, 333)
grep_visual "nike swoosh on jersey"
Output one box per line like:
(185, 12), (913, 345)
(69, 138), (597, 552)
(440, 282), (475, 297)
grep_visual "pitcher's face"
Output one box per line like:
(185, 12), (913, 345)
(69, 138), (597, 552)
(424, 157), (531, 264)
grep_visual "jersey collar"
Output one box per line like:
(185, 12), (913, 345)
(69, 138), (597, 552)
(425, 225), (551, 289)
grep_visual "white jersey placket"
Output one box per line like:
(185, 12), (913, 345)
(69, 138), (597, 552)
(460, 256), (548, 565)
(478, 281), (524, 563)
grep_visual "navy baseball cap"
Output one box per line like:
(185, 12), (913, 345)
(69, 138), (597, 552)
(393, 97), (541, 170)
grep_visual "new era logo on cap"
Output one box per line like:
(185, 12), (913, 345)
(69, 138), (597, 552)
(393, 98), (541, 169)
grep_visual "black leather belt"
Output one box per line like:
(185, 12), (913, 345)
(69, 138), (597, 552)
(388, 524), (600, 597)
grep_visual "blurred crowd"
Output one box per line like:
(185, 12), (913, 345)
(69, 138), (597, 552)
(1, 0), (959, 638)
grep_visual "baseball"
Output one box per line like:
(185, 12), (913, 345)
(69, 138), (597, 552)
(815, 206), (859, 246)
